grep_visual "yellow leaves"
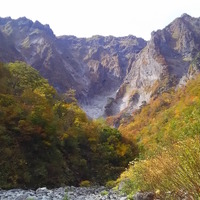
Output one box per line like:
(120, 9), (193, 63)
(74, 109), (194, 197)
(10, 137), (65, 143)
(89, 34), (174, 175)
(79, 180), (91, 187)
(34, 88), (46, 97)
(140, 135), (150, 146)
(155, 189), (160, 195)
(43, 140), (51, 146)
(174, 108), (180, 118)
(117, 163), (134, 181)
(63, 133), (69, 139)
(118, 136), (200, 197)
(119, 73), (200, 159)
(190, 95), (199, 103)
(61, 133), (69, 141)
(74, 117), (81, 127)
(88, 137), (97, 143)
(19, 159), (26, 166)
(116, 144), (128, 156)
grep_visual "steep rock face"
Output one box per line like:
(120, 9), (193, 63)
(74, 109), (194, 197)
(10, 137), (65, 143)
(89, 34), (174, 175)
(57, 35), (146, 117)
(0, 17), (146, 118)
(0, 17), (87, 94)
(1, 14), (200, 119)
(107, 14), (200, 116)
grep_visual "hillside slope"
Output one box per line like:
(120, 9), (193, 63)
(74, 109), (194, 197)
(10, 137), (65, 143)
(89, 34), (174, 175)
(117, 73), (200, 199)
(0, 61), (137, 189)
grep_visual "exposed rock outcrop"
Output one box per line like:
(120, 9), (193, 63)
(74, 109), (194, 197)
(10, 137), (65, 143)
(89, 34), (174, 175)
(0, 17), (146, 118)
(57, 35), (146, 117)
(106, 14), (200, 117)
(0, 14), (200, 119)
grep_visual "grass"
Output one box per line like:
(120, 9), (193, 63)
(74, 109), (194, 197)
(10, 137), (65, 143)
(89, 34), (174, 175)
(101, 190), (109, 196)
(63, 193), (69, 200)
(117, 136), (200, 199)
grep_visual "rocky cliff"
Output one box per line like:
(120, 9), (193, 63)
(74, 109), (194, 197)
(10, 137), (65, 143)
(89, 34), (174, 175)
(0, 17), (87, 95)
(0, 17), (146, 118)
(57, 35), (146, 117)
(106, 14), (200, 117)
(0, 14), (200, 118)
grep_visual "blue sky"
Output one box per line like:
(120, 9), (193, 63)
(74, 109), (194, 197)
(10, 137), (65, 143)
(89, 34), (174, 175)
(0, 0), (200, 40)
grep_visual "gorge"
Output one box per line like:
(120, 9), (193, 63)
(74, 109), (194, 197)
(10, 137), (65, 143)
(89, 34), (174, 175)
(1, 13), (200, 199)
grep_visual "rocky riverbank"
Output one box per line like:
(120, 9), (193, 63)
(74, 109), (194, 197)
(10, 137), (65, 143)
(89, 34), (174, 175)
(0, 186), (128, 200)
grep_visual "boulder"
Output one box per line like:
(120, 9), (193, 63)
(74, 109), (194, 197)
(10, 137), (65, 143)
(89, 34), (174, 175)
(133, 192), (155, 200)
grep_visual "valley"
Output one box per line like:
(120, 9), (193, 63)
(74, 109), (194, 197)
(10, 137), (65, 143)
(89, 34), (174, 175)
(0, 13), (200, 199)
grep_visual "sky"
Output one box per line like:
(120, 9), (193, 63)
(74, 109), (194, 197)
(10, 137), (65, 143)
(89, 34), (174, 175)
(0, 0), (200, 40)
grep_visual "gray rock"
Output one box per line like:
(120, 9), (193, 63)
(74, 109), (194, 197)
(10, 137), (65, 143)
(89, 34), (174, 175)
(0, 16), (147, 119)
(0, 186), (130, 200)
(133, 192), (155, 200)
(15, 194), (29, 200)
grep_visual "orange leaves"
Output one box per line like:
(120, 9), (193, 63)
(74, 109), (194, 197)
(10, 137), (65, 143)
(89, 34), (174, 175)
(119, 73), (200, 158)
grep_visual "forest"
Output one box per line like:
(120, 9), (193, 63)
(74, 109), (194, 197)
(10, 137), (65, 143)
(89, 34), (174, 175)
(0, 61), (137, 189)
(1, 61), (200, 199)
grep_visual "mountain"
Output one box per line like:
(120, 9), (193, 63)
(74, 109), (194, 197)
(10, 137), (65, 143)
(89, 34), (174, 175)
(0, 17), (146, 118)
(0, 14), (200, 119)
(0, 17), (86, 96)
(107, 14), (200, 118)
(57, 35), (146, 118)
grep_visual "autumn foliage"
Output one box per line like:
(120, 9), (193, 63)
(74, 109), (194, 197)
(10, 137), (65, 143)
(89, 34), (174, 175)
(117, 74), (200, 198)
(0, 62), (137, 189)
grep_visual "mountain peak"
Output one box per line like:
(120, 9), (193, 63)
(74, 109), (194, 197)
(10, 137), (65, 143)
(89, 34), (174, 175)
(32, 20), (54, 36)
(17, 16), (30, 21)
(180, 13), (192, 18)
(0, 16), (12, 25)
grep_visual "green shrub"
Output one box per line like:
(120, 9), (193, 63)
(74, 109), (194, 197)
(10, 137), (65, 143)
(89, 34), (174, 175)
(79, 180), (91, 187)
(101, 190), (109, 196)
(105, 180), (116, 188)
(63, 194), (69, 200)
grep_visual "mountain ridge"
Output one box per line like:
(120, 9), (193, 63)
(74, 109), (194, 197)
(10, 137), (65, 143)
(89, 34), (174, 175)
(106, 13), (200, 119)
(0, 14), (200, 119)
(0, 16), (147, 118)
